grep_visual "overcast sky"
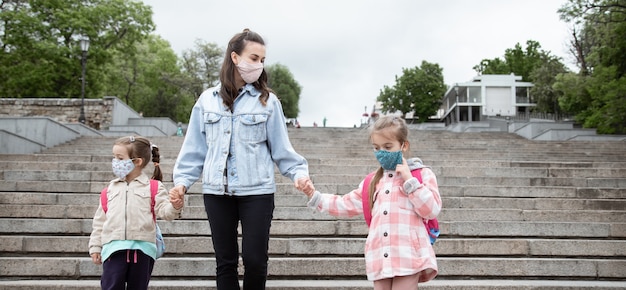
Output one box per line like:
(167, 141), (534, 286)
(143, 0), (574, 128)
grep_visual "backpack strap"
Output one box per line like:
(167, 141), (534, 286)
(100, 187), (108, 213)
(361, 169), (423, 227)
(361, 172), (376, 227)
(149, 179), (158, 222)
(99, 179), (159, 222)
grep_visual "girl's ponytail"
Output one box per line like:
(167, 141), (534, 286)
(150, 144), (163, 181)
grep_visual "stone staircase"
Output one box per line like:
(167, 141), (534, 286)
(1, 127), (625, 289)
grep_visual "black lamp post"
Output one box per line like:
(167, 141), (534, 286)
(78, 37), (90, 124)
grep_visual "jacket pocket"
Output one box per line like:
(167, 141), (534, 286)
(203, 112), (222, 142)
(238, 113), (268, 142)
(131, 189), (154, 230)
(105, 189), (121, 213)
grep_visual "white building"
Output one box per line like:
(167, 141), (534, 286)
(369, 74), (535, 126)
(440, 74), (535, 125)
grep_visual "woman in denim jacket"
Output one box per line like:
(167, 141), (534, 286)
(169, 29), (314, 290)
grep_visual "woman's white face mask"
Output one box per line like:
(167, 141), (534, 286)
(236, 57), (264, 84)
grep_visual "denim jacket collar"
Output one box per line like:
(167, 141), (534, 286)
(211, 83), (260, 98)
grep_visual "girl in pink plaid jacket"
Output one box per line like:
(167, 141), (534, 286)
(303, 116), (442, 290)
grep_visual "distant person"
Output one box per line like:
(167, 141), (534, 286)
(89, 136), (183, 290)
(176, 122), (184, 136)
(323, 116), (327, 127)
(169, 29), (314, 290)
(313, 121), (318, 127)
(300, 116), (441, 289)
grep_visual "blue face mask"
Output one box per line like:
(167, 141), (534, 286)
(374, 149), (403, 170)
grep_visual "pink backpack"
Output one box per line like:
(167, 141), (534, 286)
(361, 169), (440, 244)
(100, 179), (165, 258)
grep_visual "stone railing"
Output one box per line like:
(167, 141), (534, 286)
(0, 97), (114, 129)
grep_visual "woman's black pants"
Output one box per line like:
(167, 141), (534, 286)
(203, 193), (275, 290)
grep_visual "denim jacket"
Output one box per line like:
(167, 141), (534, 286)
(173, 84), (309, 196)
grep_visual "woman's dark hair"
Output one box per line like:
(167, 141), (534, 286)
(219, 28), (273, 112)
(114, 136), (163, 181)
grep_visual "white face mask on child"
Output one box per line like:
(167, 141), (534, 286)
(112, 158), (135, 179)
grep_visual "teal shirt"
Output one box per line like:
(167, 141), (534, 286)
(102, 240), (157, 261)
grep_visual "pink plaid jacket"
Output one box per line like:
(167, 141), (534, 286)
(308, 165), (441, 282)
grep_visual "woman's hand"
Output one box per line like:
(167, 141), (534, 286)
(295, 177), (315, 197)
(169, 185), (186, 210)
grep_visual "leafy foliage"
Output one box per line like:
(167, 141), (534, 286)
(266, 63), (301, 118)
(0, 0), (306, 124)
(529, 54), (569, 114)
(376, 61), (445, 123)
(556, 0), (626, 133)
(180, 39), (223, 98)
(0, 0), (155, 98)
(101, 34), (193, 122)
(473, 40), (550, 82)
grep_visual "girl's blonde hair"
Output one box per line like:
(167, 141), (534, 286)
(367, 116), (409, 211)
(114, 136), (163, 181)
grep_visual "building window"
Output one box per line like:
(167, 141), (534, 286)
(469, 87), (481, 103)
(516, 87), (530, 103)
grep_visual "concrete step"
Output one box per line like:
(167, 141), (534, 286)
(0, 218), (624, 239)
(2, 203), (625, 223)
(6, 159), (615, 170)
(4, 158), (626, 170)
(4, 166), (626, 180)
(3, 235), (624, 258)
(37, 136), (626, 155)
(39, 141), (626, 152)
(33, 148), (626, 162)
(2, 130), (625, 286)
(0, 257), (624, 280)
(4, 167), (626, 189)
(2, 189), (625, 211)
(1, 279), (625, 290)
(45, 130), (626, 146)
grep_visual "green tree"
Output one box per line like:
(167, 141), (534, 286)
(101, 34), (193, 122)
(473, 40), (546, 82)
(529, 53), (569, 114)
(554, 72), (592, 117)
(472, 58), (509, 76)
(377, 61), (445, 122)
(180, 39), (223, 98)
(472, 40), (573, 116)
(0, 0), (154, 99)
(556, 0), (626, 133)
(504, 40), (544, 82)
(266, 63), (301, 118)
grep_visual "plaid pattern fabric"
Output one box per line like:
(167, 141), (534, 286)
(313, 168), (441, 282)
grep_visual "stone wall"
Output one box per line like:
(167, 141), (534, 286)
(0, 98), (114, 129)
